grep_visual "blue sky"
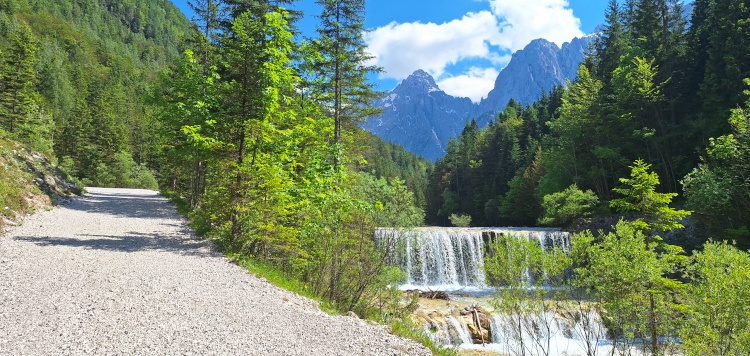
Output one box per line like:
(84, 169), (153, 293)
(171, 0), (607, 101)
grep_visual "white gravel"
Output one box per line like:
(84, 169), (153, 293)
(0, 187), (430, 355)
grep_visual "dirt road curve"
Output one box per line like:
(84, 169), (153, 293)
(0, 188), (429, 355)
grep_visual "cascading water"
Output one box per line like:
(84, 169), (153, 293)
(446, 316), (473, 345)
(378, 227), (624, 354)
(376, 228), (486, 289)
(375, 227), (571, 290)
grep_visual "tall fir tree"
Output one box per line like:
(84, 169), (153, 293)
(595, 0), (627, 84)
(310, 0), (382, 169)
(699, 0), (750, 141)
(0, 18), (53, 153)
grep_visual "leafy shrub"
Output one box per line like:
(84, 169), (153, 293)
(89, 151), (159, 189)
(449, 213), (471, 227)
(538, 184), (599, 226)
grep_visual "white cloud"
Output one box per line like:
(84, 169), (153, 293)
(364, 11), (502, 80)
(437, 67), (500, 103)
(489, 0), (583, 51)
(365, 0), (584, 99)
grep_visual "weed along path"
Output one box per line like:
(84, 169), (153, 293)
(0, 187), (429, 355)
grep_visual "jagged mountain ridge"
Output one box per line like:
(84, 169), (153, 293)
(361, 70), (480, 161)
(362, 35), (595, 161)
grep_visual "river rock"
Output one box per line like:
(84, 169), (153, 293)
(419, 290), (450, 300)
(460, 305), (492, 344)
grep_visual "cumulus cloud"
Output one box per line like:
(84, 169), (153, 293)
(489, 0), (583, 51)
(365, 0), (584, 99)
(437, 67), (500, 103)
(364, 11), (502, 80)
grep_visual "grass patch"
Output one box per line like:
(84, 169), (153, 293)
(0, 135), (38, 227)
(389, 318), (458, 356)
(225, 252), (338, 314)
(160, 190), (191, 216)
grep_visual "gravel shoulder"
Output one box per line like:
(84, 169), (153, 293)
(0, 187), (430, 355)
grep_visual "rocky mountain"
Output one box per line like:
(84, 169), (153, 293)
(476, 36), (595, 123)
(360, 70), (480, 160)
(363, 35), (596, 160)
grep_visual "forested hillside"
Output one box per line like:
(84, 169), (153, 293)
(427, 0), (750, 247)
(0, 0), (191, 187)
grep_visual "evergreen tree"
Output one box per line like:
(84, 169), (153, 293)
(595, 0), (627, 84)
(187, 0), (224, 66)
(0, 18), (52, 146)
(699, 0), (750, 140)
(610, 159), (691, 244)
(310, 0), (382, 168)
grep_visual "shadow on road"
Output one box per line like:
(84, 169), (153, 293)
(15, 231), (215, 257)
(13, 188), (217, 257)
(63, 189), (178, 220)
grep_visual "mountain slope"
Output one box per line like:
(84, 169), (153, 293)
(0, 0), (192, 186)
(363, 36), (594, 160)
(361, 70), (479, 160)
(477, 36), (594, 121)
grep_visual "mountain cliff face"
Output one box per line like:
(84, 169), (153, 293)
(363, 35), (595, 160)
(360, 70), (479, 161)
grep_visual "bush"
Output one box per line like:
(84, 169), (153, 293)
(449, 213), (471, 227)
(90, 151), (159, 189)
(680, 241), (750, 355)
(538, 184), (599, 226)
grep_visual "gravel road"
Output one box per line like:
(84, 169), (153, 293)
(0, 188), (431, 355)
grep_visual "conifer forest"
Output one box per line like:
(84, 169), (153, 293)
(1, 0), (749, 354)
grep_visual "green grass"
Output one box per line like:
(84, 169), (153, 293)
(389, 318), (458, 356)
(0, 135), (36, 225)
(226, 252), (338, 314)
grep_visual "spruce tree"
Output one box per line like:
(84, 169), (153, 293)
(0, 19), (54, 153)
(699, 0), (750, 140)
(0, 20), (38, 134)
(595, 0), (627, 83)
(310, 0), (382, 169)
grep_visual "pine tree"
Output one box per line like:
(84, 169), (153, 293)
(187, 0), (224, 66)
(699, 0), (750, 140)
(0, 18), (54, 153)
(610, 159), (691, 244)
(595, 0), (627, 83)
(0, 20), (38, 134)
(310, 0), (382, 169)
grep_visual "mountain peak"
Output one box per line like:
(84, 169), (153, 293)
(364, 34), (593, 161)
(400, 69), (441, 93)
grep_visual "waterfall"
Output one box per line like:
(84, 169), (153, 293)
(381, 227), (621, 354)
(376, 227), (570, 290)
(446, 316), (473, 345)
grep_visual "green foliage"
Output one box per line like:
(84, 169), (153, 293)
(611, 159), (691, 238)
(448, 213), (471, 227)
(426, 89), (563, 227)
(148, 4), (427, 325)
(0, 0), (192, 186)
(355, 130), (433, 209)
(0, 16), (53, 154)
(538, 184), (599, 226)
(423, 0), (737, 228)
(684, 80), (750, 247)
(680, 241), (750, 356)
(307, 0), (383, 165)
(573, 220), (686, 354)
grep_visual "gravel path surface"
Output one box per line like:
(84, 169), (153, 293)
(0, 188), (431, 355)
